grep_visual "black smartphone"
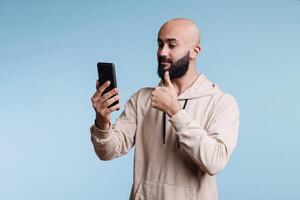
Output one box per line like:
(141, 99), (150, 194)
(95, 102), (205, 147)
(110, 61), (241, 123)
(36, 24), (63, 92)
(97, 62), (119, 108)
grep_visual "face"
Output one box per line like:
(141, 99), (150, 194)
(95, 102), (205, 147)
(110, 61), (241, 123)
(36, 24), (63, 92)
(156, 27), (191, 80)
(157, 51), (190, 79)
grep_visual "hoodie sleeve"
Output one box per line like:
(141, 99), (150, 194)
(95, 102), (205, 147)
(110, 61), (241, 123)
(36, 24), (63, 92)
(169, 94), (240, 176)
(90, 92), (138, 161)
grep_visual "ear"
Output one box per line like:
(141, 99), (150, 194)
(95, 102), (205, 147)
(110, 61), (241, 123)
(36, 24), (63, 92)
(190, 45), (201, 59)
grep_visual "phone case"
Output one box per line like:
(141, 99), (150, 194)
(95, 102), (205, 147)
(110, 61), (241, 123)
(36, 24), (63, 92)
(97, 62), (119, 108)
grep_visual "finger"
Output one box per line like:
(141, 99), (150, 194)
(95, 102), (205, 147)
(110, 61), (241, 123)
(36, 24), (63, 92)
(98, 81), (111, 94)
(93, 100), (115, 116)
(93, 81), (111, 101)
(102, 94), (121, 108)
(152, 86), (163, 95)
(151, 89), (157, 96)
(151, 101), (158, 109)
(163, 71), (173, 87)
(96, 80), (100, 90)
(91, 90), (101, 103)
(106, 103), (121, 114)
(151, 100), (156, 107)
(151, 95), (158, 102)
(100, 88), (119, 104)
(151, 93), (160, 105)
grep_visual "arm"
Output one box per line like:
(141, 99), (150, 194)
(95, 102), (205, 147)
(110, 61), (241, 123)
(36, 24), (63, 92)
(90, 93), (137, 161)
(169, 94), (240, 176)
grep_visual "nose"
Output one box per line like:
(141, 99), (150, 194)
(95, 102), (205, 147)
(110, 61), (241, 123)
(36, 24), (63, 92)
(157, 45), (169, 57)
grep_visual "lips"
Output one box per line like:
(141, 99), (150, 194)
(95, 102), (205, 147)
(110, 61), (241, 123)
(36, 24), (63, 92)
(160, 59), (172, 65)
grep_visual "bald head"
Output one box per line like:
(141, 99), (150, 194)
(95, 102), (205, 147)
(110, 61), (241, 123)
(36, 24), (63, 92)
(158, 18), (200, 47)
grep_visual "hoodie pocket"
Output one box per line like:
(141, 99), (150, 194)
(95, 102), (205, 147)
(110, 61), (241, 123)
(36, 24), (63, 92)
(134, 180), (195, 200)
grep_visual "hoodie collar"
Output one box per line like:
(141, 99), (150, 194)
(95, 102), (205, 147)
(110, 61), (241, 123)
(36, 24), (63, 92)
(158, 73), (219, 100)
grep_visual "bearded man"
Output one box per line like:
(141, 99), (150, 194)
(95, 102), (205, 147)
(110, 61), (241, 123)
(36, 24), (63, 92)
(90, 18), (240, 200)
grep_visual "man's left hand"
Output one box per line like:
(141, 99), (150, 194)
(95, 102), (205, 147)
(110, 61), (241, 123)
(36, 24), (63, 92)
(151, 71), (182, 117)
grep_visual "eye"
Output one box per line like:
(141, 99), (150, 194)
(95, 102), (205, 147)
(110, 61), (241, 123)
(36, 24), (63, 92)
(169, 43), (177, 49)
(158, 42), (163, 48)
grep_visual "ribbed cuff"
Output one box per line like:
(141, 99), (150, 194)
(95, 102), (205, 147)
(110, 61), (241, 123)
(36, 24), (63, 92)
(168, 110), (192, 132)
(90, 123), (112, 140)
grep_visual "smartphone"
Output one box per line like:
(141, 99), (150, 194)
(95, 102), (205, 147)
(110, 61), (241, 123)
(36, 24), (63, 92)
(97, 62), (119, 108)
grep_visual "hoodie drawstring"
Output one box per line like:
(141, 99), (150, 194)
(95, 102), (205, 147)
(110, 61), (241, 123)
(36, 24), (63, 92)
(163, 99), (188, 147)
(163, 112), (166, 144)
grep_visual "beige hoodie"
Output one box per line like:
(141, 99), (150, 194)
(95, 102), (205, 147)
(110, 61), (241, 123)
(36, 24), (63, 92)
(90, 74), (240, 200)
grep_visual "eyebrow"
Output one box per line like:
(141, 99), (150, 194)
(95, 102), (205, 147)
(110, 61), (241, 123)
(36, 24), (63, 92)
(157, 38), (179, 43)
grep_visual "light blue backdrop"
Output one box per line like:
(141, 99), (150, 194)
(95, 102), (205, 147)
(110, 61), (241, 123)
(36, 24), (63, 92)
(1, 0), (299, 199)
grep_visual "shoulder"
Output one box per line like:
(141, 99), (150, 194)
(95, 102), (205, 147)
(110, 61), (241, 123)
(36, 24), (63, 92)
(212, 92), (240, 118)
(131, 87), (154, 100)
(207, 83), (238, 108)
(216, 91), (238, 106)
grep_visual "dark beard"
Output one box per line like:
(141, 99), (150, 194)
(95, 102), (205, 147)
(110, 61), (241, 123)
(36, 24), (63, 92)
(157, 52), (190, 80)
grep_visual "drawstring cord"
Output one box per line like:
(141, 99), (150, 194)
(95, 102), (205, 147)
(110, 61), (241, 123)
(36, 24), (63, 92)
(163, 112), (166, 144)
(163, 99), (188, 148)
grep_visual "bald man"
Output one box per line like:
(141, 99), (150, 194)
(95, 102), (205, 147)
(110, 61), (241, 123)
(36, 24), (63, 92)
(90, 18), (240, 200)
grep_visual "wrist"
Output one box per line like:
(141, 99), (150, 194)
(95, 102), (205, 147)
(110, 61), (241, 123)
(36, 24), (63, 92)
(95, 120), (110, 130)
(167, 102), (182, 117)
(95, 115), (110, 130)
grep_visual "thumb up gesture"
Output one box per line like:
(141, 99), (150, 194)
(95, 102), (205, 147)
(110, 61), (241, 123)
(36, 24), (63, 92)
(151, 71), (182, 117)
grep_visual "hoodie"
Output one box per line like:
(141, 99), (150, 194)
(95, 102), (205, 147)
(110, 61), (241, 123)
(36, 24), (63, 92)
(90, 74), (240, 200)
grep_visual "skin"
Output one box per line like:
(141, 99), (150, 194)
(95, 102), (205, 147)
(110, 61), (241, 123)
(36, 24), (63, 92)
(91, 80), (121, 130)
(152, 18), (201, 117)
(91, 18), (201, 130)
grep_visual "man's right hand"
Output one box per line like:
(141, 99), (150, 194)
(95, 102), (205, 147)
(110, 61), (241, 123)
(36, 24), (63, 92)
(91, 80), (121, 130)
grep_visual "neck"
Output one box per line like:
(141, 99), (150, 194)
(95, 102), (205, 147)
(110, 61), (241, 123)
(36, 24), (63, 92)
(171, 64), (199, 95)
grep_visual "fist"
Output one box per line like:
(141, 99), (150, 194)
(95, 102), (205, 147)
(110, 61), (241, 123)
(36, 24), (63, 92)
(151, 71), (181, 117)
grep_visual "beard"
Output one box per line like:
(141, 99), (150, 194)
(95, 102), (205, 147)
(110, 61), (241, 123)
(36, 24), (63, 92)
(157, 52), (190, 80)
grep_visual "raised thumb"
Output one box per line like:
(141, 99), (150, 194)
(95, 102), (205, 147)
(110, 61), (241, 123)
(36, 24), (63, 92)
(164, 71), (173, 87)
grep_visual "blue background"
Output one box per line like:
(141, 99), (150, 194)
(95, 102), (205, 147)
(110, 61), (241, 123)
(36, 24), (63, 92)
(1, 0), (299, 199)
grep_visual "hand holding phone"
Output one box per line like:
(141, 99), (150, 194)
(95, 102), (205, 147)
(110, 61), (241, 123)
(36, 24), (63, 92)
(91, 62), (121, 130)
(97, 62), (119, 108)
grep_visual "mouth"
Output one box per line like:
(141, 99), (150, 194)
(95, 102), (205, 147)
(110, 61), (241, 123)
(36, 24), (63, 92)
(160, 61), (171, 65)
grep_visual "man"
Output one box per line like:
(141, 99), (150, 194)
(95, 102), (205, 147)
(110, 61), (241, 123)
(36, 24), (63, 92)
(90, 18), (239, 200)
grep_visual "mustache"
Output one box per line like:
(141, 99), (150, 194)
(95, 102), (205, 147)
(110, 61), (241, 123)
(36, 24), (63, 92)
(158, 56), (172, 63)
